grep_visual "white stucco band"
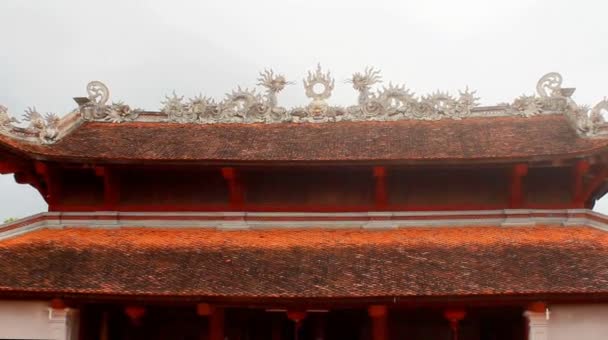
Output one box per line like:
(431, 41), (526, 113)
(524, 311), (548, 340)
(0, 300), (79, 340)
(547, 305), (608, 340)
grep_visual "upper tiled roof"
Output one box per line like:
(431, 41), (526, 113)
(1, 225), (607, 299)
(3, 114), (608, 163)
(2, 70), (608, 163)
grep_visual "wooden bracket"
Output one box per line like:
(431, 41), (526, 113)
(580, 166), (608, 206)
(34, 161), (59, 206)
(0, 160), (25, 174)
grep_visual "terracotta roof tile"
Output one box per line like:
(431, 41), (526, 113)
(2, 114), (608, 162)
(1, 226), (608, 298)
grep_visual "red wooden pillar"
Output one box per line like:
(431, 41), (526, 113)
(444, 309), (466, 340)
(95, 166), (120, 210)
(287, 311), (307, 340)
(509, 164), (528, 208)
(373, 166), (388, 209)
(209, 309), (225, 340)
(368, 305), (388, 340)
(198, 303), (224, 340)
(222, 167), (244, 209)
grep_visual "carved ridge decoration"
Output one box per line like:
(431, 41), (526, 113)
(1, 68), (608, 144)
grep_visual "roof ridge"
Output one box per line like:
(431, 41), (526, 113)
(1, 70), (608, 145)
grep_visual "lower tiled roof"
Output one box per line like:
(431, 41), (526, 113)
(1, 226), (607, 298)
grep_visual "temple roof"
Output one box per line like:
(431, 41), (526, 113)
(1, 69), (608, 163)
(1, 114), (608, 164)
(1, 225), (607, 300)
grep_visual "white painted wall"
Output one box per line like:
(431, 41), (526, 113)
(548, 305), (608, 340)
(0, 300), (76, 340)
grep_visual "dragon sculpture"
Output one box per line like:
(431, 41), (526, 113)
(162, 69), (291, 123)
(22, 107), (60, 143)
(79, 81), (137, 123)
(2, 68), (608, 145)
(0, 105), (19, 132)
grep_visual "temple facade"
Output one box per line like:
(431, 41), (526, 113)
(1, 67), (608, 339)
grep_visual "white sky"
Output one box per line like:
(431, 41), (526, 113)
(1, 0), (608, 220)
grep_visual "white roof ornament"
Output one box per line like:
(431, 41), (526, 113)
(0, 105), (19, 132)
(2, 69), (608, 146)
(78, 81), (138, 123)
(536, 72), (565, 98)
(22, 107), (59, 144)
(87, 81), (110, 106)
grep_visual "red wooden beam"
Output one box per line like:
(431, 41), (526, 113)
(373, 166), (388, 209)
(509, 164), (528, 208)
(221, 167), (244, 209)
(572, 160), (590, 207)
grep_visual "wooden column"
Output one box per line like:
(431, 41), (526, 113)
(196, 303), (225, 340)
(444, 309), (466, 340)
(198, 303), (225, 340)
(222, 167), (244, 209)
(99, 311), (109, 340)
(95, 166), (120, 210)
(373, 166), (388, 209)
(209, 310), (225, 340)
(509, 164), (528, 208)
(368, 305), (388, 340)
(286, 311), (307, 340)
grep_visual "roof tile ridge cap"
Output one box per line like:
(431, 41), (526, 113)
(51, 110), (85, 142)
(0, 108), (84, 146)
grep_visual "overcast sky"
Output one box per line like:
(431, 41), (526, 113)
(1, 0), (608, 221)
